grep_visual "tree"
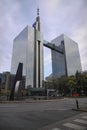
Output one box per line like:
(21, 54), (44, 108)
(75, 71), (87, 95)
(67, 76), (76, 95)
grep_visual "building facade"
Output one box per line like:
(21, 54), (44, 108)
(51, 34), (82, 77)
(11, 10), (44, 88)
(11, 9), (82, 89)
(0, 72), (11, 89)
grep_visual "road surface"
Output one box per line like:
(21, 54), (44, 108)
(0, 98), (87, 130)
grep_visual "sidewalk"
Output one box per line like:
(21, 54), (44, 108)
(0, 98), (64, 104)
(72, 107), (87, 112)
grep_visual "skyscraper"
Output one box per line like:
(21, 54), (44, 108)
(51, 34), (82, 77)
(11, 9), (44, 88)
(11, 9), (82, 89)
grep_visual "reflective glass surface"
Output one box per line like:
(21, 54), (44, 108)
(11, 26), (28, 76)
(51, 34), (82, 77)
(11, 26), (43, 88)
(64, 35), (82, 76)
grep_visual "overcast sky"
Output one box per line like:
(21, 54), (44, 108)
(0, 0), (87, 77)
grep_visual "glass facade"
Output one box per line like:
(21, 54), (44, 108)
(11, 26), (28, 76)
(11, 25), (82, 87)
(64, 35), (82, 76)
(51, 36), (65, 77)
(51, 34), (82, 77)
(51, 50), (65, 77)
(11, 26), (43, 88)
(26, 27), (34, 88)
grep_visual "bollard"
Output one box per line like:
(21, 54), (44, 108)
(75, 99), (79, 109)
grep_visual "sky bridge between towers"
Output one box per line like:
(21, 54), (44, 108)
(43, 40), (64, 54)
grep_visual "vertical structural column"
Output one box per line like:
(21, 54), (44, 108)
(36, 38), (39, 88)
(61, 40), (68, 76)
(33, 8), (43, 88)
(38, 41), (40, 88)
(34, 30), (41, 88)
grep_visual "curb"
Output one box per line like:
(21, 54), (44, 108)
(0, 98), (64, 104)
(72, 108), (87, 112)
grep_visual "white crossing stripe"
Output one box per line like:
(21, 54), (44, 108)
(51, 128), (61, 130)
(74, 119), (87, 124)
(82, 116), (87, 119)
(63, 122), (86, 130)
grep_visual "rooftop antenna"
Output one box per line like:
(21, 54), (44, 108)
(37, 7), (39, 16)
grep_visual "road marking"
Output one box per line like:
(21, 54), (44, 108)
(82, 116), (87, 119)
(51, 128), (61, 130)
(74, 119), (87, 124)
(63, 122), (86, 130)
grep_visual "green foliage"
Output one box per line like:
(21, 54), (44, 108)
(45, 71), (87, 96)
(67, 76), (76, 95)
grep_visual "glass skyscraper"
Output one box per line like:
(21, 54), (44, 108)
(51, 34), (82, 77)
(11, 9), (82, 89)
(11, 10), (44, 88)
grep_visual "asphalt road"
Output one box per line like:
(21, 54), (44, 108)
(0, 98), (86, 130)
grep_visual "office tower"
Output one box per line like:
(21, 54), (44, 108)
(11, 9), (44, 88)
(51, 34), (82, 77)
(11, 8), (82, 89)
(0, 72), (11, 89)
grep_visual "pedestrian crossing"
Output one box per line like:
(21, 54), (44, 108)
(74, 119), (87, 124)
(82, 116), (87, 119)
(51, 128), (61, 130)
(63, 122), (86, 130)
(51, 115), (87, 130)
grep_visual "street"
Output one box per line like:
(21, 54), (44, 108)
(0, 98), (87, 130)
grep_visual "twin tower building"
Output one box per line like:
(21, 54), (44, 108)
(11, 9), (82, 89)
